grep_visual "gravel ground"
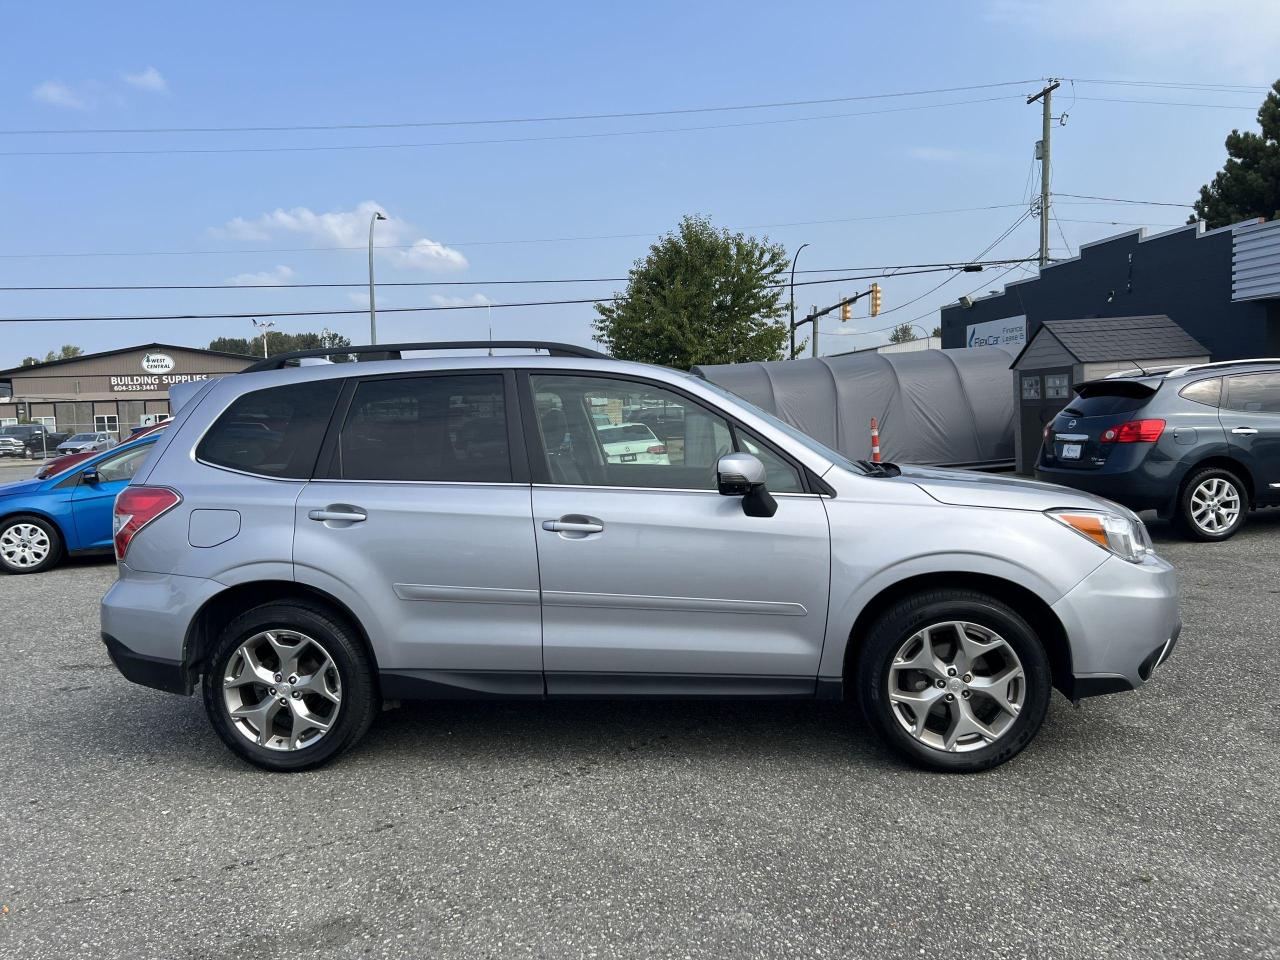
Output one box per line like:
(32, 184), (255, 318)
(1, 509), (1277, 959)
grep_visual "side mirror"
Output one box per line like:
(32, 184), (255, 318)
(81, 468), (100, 485)
(716, 452), (777, 518)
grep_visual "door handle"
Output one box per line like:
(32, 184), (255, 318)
(1231, 427), (1259, 435)
(542, 519), (604, 534)
(308, 508), (367, 522)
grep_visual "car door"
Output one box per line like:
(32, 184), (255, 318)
(523, 371), (831, 696)
(69, 441), (156, 549)
(293, 370), (544, 695)
(1221, 371), (1280, 502)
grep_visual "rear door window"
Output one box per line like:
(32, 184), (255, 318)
(334, 374), (511, 483)
(198, 379), (342, 479)
(1225, 373), (1280, 413)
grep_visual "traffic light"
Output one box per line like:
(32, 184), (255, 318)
(870, 282), (882, 317)
(840, 299), (851, 322)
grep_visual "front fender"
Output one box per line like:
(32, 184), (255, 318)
(817, 499), (1108, 678)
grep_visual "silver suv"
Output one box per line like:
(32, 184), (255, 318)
(101, 341), (1181, 773)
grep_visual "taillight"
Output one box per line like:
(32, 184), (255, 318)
(646, 444), (667, 455)
(113, 486), (181, 560)
(1100, 419), (1166, 443)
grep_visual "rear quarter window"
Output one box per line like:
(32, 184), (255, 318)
(197, 379), (342, 478)
(1178, 377), (1222, 407)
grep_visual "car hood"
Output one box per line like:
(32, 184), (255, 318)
(897, 464), (1134, 517)
(0, 477), (48, 499)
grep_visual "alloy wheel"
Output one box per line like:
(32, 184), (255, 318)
(222, 630), (342, 751)
(1190, 477), (1241, 535)
(887, 620), (1025, 753)
(0, 523), (52, 569)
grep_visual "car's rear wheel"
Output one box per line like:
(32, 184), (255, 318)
(1176, 467), (1247, 541)
(202, 601), (378, 772)
(0, 514), (62, 574)
(855, 589), (1051, 773)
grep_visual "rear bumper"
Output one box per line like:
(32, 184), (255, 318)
(102, 632), (189, 695)
(1054, 553), (1182, 698)
(1035, 460), (1180, 516)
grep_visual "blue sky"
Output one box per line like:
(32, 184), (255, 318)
(2, 0), (1277, 367)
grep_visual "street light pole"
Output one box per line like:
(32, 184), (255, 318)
(251, 318), (276, 358)
(789, 243), (809, 360)
(368, 211), (387, 345)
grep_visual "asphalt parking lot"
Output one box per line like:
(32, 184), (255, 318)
(1, 459), (1278, 959)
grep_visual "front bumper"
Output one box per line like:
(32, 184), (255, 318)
(1053, 552), (1181, 699)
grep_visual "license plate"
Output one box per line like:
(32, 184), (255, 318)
(621, 453), (637, 462)
(1061, 443), (1082, 460)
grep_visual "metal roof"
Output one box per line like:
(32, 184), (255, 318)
(1034, 315), (1209, 364)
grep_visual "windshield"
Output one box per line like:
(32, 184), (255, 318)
(693, 378), (866, 474)
(68, 433), (96, 442)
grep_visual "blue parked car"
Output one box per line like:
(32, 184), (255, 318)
(0, 436), (158, 574)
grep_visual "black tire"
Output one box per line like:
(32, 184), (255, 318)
(202, 601), (378, 772)
(0, 514), (63, 575)
(1174, 466), (1248, 542)
(854, 589), (1051, 773)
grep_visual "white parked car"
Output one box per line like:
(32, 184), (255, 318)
(56, 432), (117, 455)
(595, 422), (669, 465)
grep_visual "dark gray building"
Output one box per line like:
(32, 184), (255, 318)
(0, 343), (256, 438)
(940, 219), (1280, 361)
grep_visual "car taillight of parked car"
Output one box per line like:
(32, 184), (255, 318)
(1100, 419), (1166, 443)
(647, 444), (667, 455)
(113, 486), (181, 560)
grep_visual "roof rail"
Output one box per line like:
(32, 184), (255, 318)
(240, 340), (608, 373)
(1164, 358), (1280, 378)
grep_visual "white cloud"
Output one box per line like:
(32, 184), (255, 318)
(428, 293), (493, 307)
(123, 67), (168, 93)
(984, 0), (1280, 80)
(217, 201), (468, 273)
(224, 265), (295, 286)
(32, 81), (87, 110)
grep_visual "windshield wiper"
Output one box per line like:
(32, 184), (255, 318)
(855, 459), (899, 477)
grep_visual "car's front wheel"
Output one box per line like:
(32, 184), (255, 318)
(202, 601), (378, 772)
(855, 589), (1051, 773)
(0, 514), (63, 574)
(1176, 467), (1247, 541)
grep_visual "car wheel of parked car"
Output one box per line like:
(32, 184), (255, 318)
(1176, 467), (1247, 542)
(0, 514), (63, 575)
(856, 589), (1051, 773)
(202, 601), (378, 772)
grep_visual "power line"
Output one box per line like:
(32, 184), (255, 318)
(0, 258), (1041, 293)
(0, 95), (1027, 158)
(0, 203), (1034, 260)
(0, 80), (1043, 136)
(1055, 192), (1193, 208)
(1063, 77), (1271, 93)
(1073, 96), (1262, 110)
(0, 264), (1046, 324)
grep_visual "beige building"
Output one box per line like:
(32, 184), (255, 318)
(0, 343), (256, 438)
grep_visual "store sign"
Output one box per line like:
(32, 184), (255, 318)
(110, 373), (210, 393)
(966, 315), (1027, 350)
(141, 352), (176, 374)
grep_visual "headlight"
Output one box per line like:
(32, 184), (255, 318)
(1048, 509), (1153, 563)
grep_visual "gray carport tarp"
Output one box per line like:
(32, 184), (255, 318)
(692, 346), (1015, 466)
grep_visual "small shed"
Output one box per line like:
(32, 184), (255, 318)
(1009, 315), (1210, 473)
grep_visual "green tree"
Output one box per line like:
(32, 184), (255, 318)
(888, 323), (918, 344)
(1191, 79), (1280, 228)
(41, 344), (83, 362)
(931, 325), (942, 338)
(20, 356), (39, 367)
(209, 328), (353, 359)
(592, 215), (789, 368)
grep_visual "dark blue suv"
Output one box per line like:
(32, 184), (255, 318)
(1036, 360), (1280, 541)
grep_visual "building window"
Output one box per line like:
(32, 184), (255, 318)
(32, 416), (57, 430)
(0, 418), (16, 427)
(94, 414), (120, 435)
(1044, 374), (1070, 399)
(1021, 376), (1041, 401)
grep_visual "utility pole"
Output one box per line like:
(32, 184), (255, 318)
(368, 211), (387, 345)
(1027, 79), (1060, 269)
(810, 305), (819, 358)
(788, 243), (809, 359)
